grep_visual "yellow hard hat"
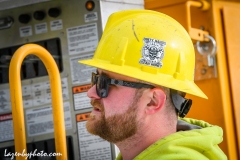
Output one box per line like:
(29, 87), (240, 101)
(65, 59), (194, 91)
(79, 9), (207, 99)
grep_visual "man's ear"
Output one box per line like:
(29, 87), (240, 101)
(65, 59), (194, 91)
(145, 88), (166, 115)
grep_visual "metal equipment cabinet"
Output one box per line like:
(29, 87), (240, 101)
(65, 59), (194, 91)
(144, 0), (240, 159)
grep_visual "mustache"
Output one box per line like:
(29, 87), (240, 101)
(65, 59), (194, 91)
(91, 99), (104, 111)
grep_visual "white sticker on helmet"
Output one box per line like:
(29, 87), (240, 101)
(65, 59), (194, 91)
(139, 38), (166, 68)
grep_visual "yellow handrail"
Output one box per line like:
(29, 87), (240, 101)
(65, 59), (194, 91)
(9, 44), (67, 160)
(185, 0), (210, 41)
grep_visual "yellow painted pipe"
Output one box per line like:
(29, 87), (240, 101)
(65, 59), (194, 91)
(9, 44), (67, 160)
(185, 0), (210, 41)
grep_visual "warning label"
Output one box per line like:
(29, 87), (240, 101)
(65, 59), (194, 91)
(0, 89), (11, 113)
(70, 54), (96, 85)
(26, 101), (72, 137)
(0, 113), (14, 142)
(73, 84), (92, 110)
(67, 23), (99, 55)
(76, 112), (90, 122)
(76, 113), (112, 160)
(73, 84), (91, 94)
(0, 113), (12, 121)
(0, 77), (69, 114)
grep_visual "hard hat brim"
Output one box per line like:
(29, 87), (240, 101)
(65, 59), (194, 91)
(79, 59), (208, 99)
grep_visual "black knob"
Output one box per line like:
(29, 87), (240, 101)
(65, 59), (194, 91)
(33, 11), (46, 21)
(18, 14), (31, 24)
(48, 8), (61, 18)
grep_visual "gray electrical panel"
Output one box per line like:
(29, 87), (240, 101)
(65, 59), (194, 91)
(0, 0), (116, 159)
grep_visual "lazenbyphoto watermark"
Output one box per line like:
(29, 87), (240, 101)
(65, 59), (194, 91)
(4, 149), (62, 159)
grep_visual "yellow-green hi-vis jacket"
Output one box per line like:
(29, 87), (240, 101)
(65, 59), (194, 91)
(116, 118), (227, 160)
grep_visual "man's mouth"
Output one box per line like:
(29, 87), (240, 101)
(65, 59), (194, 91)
(91, 100), (103, 113)
(93, 106), (101, 112)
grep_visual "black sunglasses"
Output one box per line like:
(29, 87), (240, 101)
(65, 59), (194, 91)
(91, 72), (155, 98)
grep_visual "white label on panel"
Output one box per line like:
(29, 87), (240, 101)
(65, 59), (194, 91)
(0, 78), (69, 113)
(32, 82), (47, 106)
(26, 101), (72, 137)
(45, 81), (52, 104)
(72, 85), (91, 110)
(0, 89), (11, 113)
(70, 55), (95, 84)
(74, 92), (91, 110)
(0, 114), (14, 142)
(84, 12), (98, 22)
(19, 26), (32, 37)
(61, 78), (69, 100)
(77, 120), (112, 160)
(35, 22), (48, 34)
(67, 23), (98, 55)
(22, 85), (33, 108)
(50, 19), (63, 31)
(44, 77), (69, 103)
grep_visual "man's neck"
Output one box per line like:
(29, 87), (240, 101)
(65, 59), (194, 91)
(115, 131), (148, 160)
(115, 121), (177, 160)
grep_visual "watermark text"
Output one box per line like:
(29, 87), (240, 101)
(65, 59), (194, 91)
(4, 149), (62, 159)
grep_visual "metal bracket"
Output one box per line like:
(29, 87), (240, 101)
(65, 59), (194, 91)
(194, 34), (218, 80)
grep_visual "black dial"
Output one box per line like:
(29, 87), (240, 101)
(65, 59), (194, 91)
(33, 11), (46, 21)
(48, 8), (61, 18)
(18, 14), (31, 24)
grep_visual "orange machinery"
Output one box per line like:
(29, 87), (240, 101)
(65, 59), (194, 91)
(144, 0), (240, 159)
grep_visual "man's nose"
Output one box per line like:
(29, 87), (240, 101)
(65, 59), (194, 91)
(87, 85), (100, 99)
